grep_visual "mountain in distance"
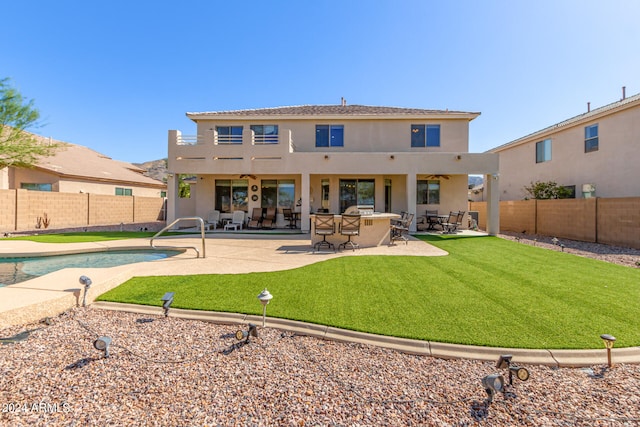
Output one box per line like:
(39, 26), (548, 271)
(468, 175), (483, 188)
(134, 158), (168, 182)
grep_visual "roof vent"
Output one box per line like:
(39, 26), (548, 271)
(587, 102), (591, 112)
(341, 97), (347, 106)
(622, 86), (626, 100)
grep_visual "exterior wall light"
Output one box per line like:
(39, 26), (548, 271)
(600, 334), (616, 368)
(79, 275), (92, 307)
(324, 155), (329, 160)
(161, 292), (175, 317)
(390, 155), (395, 159)
(481, 374), (504, 404)
(94, 336), (112, 358)
(257, 288), (273, 328)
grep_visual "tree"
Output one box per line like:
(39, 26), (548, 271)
(523, 180), (572, 199)
(0, 78), (58, 168)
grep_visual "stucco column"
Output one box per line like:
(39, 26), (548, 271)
(301, 173), (310, 232)
(406, 173), (417, 231)
(485, 173), (500, 236)
(166, 173), (179, 226)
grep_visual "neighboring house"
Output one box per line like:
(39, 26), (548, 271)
(0, 135), (166, 197)
(468, 183), (485, 202)
(489, 89), (640, 200)
(167, 103), (500, 233)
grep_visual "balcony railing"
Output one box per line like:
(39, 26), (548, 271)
(176, 134), (204, 146)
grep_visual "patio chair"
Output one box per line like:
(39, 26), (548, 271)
(441, 211), (459, 234)
(426, 209), (440, 230)
(282, 208), (295, 229)
(261, 207), (276, 229)
(456, 211), (466, 231)
(338, 214), (361, 251)
(205, 210), (220, 230)
(390, 213), (413, 245)
(224, 210), (245, 231)
(247, 207), (263, 229)
(313, 213), (336, 252)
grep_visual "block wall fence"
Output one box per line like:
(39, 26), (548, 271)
(0, 189), (166, 232)
(469, 197), (640, 249)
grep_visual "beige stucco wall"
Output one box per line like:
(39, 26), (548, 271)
(10, 167), (164, 197)
(495, 101), (640, 200)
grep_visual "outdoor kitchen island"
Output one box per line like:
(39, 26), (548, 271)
(310, 212), (401, 249)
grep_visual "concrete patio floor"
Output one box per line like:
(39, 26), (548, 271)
(2, 231), (639, 367)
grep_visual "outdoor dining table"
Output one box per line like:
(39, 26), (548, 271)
(426, 214), (449, 231)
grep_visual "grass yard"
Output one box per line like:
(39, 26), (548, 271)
(96, 234), (640, 349)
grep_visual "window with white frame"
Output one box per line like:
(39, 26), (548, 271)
(585, 124), (598, 153)
(536, 138), (552, 163)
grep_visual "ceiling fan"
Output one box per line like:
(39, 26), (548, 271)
(425, 174), (450, 180)
(239, 174), (257, 180)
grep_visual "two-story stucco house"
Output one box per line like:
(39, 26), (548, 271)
(167, 103), (500, 233)
(489, 89), (640, 200)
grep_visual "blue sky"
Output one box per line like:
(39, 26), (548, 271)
(2, 1), (639, 164)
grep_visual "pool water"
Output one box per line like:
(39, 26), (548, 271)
(0, 249), (181, 287)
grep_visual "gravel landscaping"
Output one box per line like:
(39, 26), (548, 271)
(1, 308), (639, 426)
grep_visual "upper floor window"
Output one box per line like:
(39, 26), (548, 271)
(21, 183), (52, 191)
(115, 187), (132, 196)
(585, 124), (598, 153)
(411, 124), (440, 147)
(216, 126), (243, 144)
(536, 138), (552, 163)
(315, 125), (344, 147)
(251, 125), (278, 144)
(416, 180), (440, 204)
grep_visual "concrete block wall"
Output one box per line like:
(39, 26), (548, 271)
(537, 198), (597, 243)
(89, 194), (134, 225)
(597, 198), (640, 249)
(499, 199), (536, 234)
(0, 189), (165, 232)
(470, 197), (639, 249)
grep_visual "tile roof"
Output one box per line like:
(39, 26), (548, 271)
(27, 134), (165, 188)
(490, 92), (640, 152)
(187, 104), (479, 118)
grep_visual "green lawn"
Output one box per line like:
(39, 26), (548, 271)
(96, 234), (640, 349)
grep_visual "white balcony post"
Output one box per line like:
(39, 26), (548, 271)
(486, 173), (500, 235)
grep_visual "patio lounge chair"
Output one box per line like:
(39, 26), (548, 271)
(313, 213), (335, 252)
(247, 208), (263, 229)
(224, 210), (245, 231)
(261, 207), (276, 229)
(205, 210), (220, 230)
(338, 214), (361, 251)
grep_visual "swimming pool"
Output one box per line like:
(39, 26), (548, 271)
(0, 249), (182, 287)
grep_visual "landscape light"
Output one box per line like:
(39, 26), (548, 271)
(600, 334), (616, 368)
(481, 374), (504, 404)
(93, 336), (112, 358)
(161, 292), (175, 317)
(496, 354), (530, 385)
(257, 288), (273, 328)
(235, 323), (259, 343)
(79, 275), (92, 307)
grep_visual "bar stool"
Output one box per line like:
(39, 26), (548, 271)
(313, 214), (336, 252)
(338, 214), (361, 251)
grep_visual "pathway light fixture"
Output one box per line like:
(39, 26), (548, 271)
(600, 334), (616, 368)
(161, 292), (175, 317)
(481, 374), (504, 404)
(257, 288), (273, 328)
(79, 275), (92, 307)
